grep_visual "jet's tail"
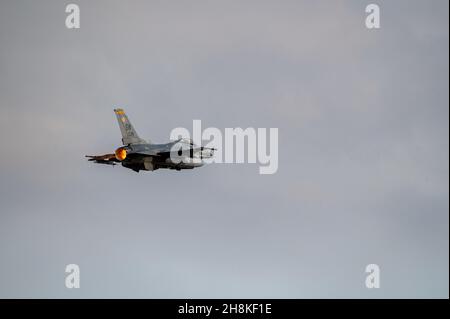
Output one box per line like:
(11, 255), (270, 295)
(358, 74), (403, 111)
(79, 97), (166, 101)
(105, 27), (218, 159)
(114, 108), (148, 145)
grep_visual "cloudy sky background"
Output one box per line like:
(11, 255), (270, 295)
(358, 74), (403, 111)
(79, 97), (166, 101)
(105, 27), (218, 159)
(0, 0), (448, 298)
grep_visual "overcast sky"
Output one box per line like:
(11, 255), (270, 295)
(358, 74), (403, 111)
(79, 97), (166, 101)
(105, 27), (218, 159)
(0, 0), (448, 298)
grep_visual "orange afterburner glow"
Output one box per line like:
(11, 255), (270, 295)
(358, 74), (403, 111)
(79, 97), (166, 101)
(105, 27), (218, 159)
(115, 147), (127, 161)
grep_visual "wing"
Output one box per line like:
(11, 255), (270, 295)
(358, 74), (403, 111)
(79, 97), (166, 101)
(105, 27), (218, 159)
(85, 154), (119, 166)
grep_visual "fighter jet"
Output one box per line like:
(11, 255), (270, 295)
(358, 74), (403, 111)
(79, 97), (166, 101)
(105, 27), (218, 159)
(86, 109), (215, 172)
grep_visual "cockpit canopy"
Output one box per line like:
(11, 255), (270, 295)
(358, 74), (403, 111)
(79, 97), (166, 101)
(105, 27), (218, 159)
(177, 138), (198, 147)
(171, 137), (215, 159)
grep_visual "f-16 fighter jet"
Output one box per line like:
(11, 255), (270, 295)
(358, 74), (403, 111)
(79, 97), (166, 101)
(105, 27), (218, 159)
(86, 109), (215, 172)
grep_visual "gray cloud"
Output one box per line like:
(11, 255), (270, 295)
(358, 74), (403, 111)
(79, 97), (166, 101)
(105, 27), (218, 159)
(0, 0), (448, 298)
